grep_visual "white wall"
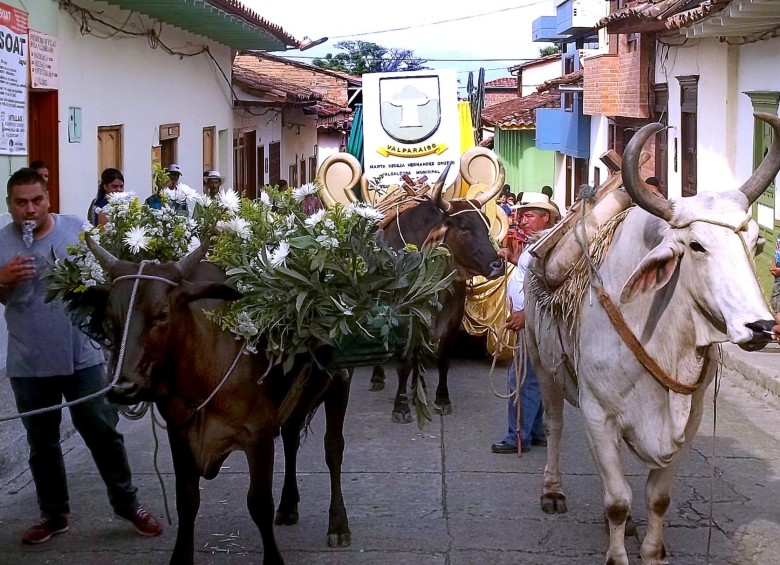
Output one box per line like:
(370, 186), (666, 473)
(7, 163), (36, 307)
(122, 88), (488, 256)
(522, 60), (562, 97)
(589, 115), (610, 187)
(57, 1), (235, 215)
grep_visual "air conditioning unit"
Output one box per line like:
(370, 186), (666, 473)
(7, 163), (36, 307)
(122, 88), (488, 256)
(555, 0), (609, 35)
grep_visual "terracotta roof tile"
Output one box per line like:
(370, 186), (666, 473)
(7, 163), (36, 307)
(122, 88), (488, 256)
(596, 0), (730, 32)
(536, 69), (584, 94)
(481, 89), (561, 129)
(485, 77), (516, 88)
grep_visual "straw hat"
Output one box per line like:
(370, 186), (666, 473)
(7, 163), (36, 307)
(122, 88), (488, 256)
(510, 192), (560, 221)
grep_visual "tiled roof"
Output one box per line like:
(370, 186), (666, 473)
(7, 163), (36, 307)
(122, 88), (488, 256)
(209, 0), (298, 45)
(508, 53), (562, 73)
(233, 53), (354, 126)
(485, 77), (516, 88)
(596, 0), (730, 32)
(238, 52), (362, 87)
(481, 89), (561, 129)
(536, 69), (584, 94)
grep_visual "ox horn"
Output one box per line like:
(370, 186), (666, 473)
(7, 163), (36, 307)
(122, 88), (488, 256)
(622, 122), (673, 221)
(474, 158), (506, 207)
(739, 112), (780, 205)
(431, 163), (452, 212)
(175, 235), (211, 277)
(85, 234), (118, 271)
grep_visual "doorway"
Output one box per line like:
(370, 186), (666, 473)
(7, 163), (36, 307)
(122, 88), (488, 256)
(28, 90), (59, 211)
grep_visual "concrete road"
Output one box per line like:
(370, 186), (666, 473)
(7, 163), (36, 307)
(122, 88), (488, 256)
(0, 357), (779, 564)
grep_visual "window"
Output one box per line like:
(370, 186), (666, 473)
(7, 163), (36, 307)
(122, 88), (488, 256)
(309, 156), (317, 183)
(563, 56), (575, 112)
(289, 164), (297, 187)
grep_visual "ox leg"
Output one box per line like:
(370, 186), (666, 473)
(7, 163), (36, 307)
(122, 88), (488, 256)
(275, 424), (301, 526)
(246, 430), (284, 565)
(582, 410), (632, 565)
(538, 377), (567, 514)
(323, 369), (352, 547)
(168, 432), (200, 565)
(433, 341), (454, 416)
(392, 357), (413, 424)
(369, 364), (385, 392)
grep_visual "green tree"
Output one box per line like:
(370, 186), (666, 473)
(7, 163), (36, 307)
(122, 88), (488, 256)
(313, 41), (429, 75)
(539, 45), (562, 57)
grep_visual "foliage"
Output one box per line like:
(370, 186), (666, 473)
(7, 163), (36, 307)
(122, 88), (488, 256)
(45, 184), (457, 378)
(539, 45), (562, 57)
(313, 40), (429, 75)
(152, 162), (169, 195)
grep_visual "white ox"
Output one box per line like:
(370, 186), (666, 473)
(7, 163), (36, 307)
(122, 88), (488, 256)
(525, 113), (780, 565)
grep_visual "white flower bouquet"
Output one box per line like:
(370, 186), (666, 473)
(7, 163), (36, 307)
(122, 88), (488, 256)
(46, 185), (456, 374)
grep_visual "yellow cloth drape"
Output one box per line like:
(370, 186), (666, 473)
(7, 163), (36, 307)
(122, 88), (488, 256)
(463, 265), (516, 360)
(458, 101), (475, 197)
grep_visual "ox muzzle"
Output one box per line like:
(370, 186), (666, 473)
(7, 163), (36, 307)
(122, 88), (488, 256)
(106, 379), (151, 405)
(742, 320), (777, 352)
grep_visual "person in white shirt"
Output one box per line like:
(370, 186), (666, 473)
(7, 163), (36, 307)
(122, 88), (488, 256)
(491, 193), (560, 454)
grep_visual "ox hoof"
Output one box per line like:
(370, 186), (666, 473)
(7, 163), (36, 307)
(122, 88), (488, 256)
(369, 382), (385, 392)
(391, 411), (412, 424)
(605, 552), (629, 565)
(434, 402), (452, 415)
(540, 492), (568, 514)
(274, 509), (299, 526)
(327, 532), (352, 548)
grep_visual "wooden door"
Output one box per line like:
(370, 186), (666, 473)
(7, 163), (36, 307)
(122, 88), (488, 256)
(98, 126), (123, 174)
(678, 76), (698, 197)
(257, 145), (265, 189)
(244, 131), (256, 198)
(28, 90), (59, 211)
(754, 118), (776, 245)
(233, 134), (245, 193)
(203, 126), (215, 173)
(269, 141), (281, 186)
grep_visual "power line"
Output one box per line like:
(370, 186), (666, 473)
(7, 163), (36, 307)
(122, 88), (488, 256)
(283, 55), (538, 63)
(330, 0), (550, 39)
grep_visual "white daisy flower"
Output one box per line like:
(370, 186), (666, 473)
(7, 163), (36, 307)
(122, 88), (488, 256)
(268, 240), (290, 268)
(304, 209), (327, 228)
(192, 193), (213, 207)
(316, 234), (339, 249)
(216, 188), (241, 214)
(292, 183), (320, 203)
(348, 203), (385, 223)
(107, 191), (136, 202)
(259, 191), (271, 206)
(216, 217), (251, 239)
(124, 226), (151, 253)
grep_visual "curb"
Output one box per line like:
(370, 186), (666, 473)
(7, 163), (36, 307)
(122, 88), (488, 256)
(720, 345), (780, 401)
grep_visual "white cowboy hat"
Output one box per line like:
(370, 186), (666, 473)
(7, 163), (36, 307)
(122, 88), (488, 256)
(510, 192), (560, 220)
(206, 170), (225, 182)
(167, 164), (183, 175)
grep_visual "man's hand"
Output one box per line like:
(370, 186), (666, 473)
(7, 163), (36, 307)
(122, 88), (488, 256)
(0, 255), (36, 285)
(505, 310), (525, 332)
(771, 266), (780, 277)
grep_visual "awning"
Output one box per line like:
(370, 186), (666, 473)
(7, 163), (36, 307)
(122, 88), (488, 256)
(100, 0), (298, 50)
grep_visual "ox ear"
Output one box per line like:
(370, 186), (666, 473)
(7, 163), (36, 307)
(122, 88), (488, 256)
(422, 224), (448, 251)
(177, 281), (243, 304)
(620, 244), (680, 304)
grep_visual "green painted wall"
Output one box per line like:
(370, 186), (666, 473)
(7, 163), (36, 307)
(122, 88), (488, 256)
(493, 128), (555, 194)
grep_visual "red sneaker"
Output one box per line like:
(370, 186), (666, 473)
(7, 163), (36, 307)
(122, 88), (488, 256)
(21, 517), (69, 544)
(124, 507), (162, 537)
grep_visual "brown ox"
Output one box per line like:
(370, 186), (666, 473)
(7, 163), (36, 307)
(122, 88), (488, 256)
(374, 163), (506, 422)
(83, 240), (351, 565)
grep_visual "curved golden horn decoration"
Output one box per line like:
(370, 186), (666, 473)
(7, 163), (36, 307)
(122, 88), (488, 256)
(316, 153), (362, 209)
(474, 157), (506, 207)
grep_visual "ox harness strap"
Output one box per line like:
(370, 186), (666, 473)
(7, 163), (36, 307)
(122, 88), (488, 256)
(578, 215), (753, 396)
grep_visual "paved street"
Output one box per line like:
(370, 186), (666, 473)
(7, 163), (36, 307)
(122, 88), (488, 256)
(0, 354), (779, 564)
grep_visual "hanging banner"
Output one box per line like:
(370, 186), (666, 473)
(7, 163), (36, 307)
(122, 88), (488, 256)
(29, 30), (58, 90)
(0, 2), (28, 155)
(362, 69), (460, 192)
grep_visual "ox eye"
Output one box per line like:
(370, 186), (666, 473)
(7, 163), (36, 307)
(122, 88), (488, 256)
(689, 241), (706, 253)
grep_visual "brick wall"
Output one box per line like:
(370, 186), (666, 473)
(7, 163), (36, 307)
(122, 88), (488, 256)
(584, 35), (651, 119)
(485, 91), (519, 107)
(584, 54), (619, 116)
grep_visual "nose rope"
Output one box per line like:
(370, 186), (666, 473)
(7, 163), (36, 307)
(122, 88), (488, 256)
(111, 261), (179, 386)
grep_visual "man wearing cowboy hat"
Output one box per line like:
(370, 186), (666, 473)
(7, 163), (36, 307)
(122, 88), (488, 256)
(204, 170), (224, 197)
(492, 192), (560, 455)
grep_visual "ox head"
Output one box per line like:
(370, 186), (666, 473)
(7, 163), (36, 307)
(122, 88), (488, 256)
(84, 237), (242, 403)
(393, 163), (506, 279)
(618, 113), (780, 351)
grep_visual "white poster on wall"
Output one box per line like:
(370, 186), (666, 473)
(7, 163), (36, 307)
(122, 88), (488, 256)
(362, 69), (460, 192)
(29, 30), (58, 90)
(0, 2), (28, 156)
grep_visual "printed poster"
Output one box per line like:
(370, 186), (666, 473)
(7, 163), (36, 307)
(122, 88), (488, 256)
(29, 29), (58, 90)
(0, 2), (28, 155)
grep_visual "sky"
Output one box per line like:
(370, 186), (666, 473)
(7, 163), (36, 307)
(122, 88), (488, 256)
(243, 0), (557, 84)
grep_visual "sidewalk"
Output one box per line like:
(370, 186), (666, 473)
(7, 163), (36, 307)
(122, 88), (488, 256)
(720, 341), (780, 400)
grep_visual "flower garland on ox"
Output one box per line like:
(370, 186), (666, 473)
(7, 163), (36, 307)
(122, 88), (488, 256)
(46, 184), (456, 374)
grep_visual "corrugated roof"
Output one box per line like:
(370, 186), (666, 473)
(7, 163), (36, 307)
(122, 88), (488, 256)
(481, 89), (561, 129)
(101, 0), (298, 50)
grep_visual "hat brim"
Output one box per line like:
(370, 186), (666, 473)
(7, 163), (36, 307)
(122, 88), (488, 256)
(510, 201), (560, 219)
(207, 176), (225, 182)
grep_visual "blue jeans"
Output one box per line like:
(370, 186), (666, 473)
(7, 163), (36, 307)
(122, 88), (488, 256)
(10, 364), (139, 520)
(502, 355), (545, 448)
